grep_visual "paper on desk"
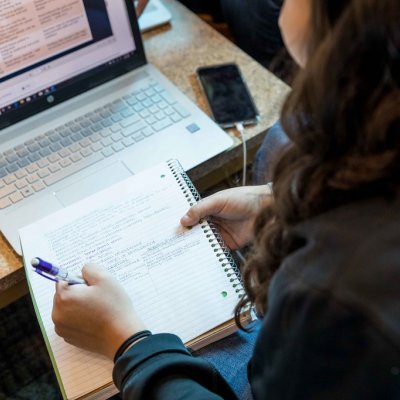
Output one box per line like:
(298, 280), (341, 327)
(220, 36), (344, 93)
(20, 162), (239, 400)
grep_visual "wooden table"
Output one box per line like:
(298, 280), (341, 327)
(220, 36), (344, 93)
(0, 0), (290, 308)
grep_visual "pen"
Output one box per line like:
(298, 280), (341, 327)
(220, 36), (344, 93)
(31, 257), (86, 285)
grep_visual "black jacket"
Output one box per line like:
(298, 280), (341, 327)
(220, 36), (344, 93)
(113, 195), (400, 399)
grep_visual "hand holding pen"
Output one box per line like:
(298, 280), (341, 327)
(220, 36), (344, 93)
(30, 258), (146, 358)
(31, 257), (86, 285)
(50, 263), (146, 359)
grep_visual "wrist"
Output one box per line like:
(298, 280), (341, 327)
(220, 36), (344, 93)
(105, 316), (147, 359)
(119, 336), (148, 357)
(113, 330), (152, 363)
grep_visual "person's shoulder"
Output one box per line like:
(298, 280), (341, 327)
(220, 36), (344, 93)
(282, 193), (400, 278)
(271, 193), (400, 347)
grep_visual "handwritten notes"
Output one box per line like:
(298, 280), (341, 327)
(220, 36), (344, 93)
(20, 162), (240, 400)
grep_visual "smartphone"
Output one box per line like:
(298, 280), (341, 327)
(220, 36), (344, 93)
(197, 63), (260, 128)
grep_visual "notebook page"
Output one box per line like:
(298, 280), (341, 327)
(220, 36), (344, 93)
(21, 162), (240, 400)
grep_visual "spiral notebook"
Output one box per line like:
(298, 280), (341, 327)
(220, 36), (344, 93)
(20, 160), (248, 400)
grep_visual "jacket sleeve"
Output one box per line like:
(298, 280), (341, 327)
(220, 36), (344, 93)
(113, 333), (238, 400)
(249, 273), (400, 400)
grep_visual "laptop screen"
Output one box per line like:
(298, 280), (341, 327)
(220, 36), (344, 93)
(0, 0), (146, 129)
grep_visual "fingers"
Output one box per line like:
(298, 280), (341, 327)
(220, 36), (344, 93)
(55, 280), (69, 293)
(53, 282), (71, 331)
(54, 281), (78, 310)
(180, 195), (225, 227)
(81, 263), (110, 285)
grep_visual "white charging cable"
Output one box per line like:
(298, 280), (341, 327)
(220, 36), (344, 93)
(235, 122), (247, 186)
(233, 122), (247, 265)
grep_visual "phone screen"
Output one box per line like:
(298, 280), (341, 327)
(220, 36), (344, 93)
(197, 63), (259, 127)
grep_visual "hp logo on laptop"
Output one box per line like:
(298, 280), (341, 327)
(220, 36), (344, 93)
(47, 95), (55, 103)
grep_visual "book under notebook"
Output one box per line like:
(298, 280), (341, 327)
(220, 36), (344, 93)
(20, 160), (246, 400)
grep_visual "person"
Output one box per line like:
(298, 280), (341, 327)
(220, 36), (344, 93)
(219, 0), (283, 68)
(52, 0), (400, 398)
(135, 0), (222, 19)
(136, 0), (284, 69)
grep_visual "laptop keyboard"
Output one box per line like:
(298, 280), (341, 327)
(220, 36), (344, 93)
(0, 83), (191, 210)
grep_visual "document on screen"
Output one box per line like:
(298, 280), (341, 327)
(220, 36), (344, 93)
(0, 0), (92, 78)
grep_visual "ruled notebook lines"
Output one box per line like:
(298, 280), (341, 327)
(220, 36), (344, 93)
(21, 161), (241, 400)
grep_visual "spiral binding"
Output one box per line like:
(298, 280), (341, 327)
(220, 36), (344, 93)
(167, 159), (245, 299)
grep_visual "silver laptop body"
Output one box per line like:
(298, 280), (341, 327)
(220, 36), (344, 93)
(0, 0), (233, 254)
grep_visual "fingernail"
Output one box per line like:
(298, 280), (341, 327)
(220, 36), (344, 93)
(181, 215), (191, 224)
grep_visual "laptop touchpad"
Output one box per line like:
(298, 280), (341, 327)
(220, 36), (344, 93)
(54, 162), (133, 207)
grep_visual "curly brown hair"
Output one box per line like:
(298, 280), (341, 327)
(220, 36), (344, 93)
(236, 0), (400, 325)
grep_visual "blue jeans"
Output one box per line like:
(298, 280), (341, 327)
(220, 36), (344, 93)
(252, 121), (289, 185)
(193, 321), (261, 399)
(109, 321), (261, 400)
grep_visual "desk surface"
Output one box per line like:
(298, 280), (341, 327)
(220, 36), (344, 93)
(0, 0), (289, 305)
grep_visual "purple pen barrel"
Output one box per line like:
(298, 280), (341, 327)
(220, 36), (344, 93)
(31, 257), (85, 284)
(31, 257), (70, 279)
(31, 257), (60, 275)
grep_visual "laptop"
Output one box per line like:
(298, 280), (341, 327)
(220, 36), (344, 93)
(137, 0), (172, 32)
(0, 0), (233, 255)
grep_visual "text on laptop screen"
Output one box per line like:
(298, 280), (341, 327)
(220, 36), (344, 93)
(0, 0), (136, 115)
